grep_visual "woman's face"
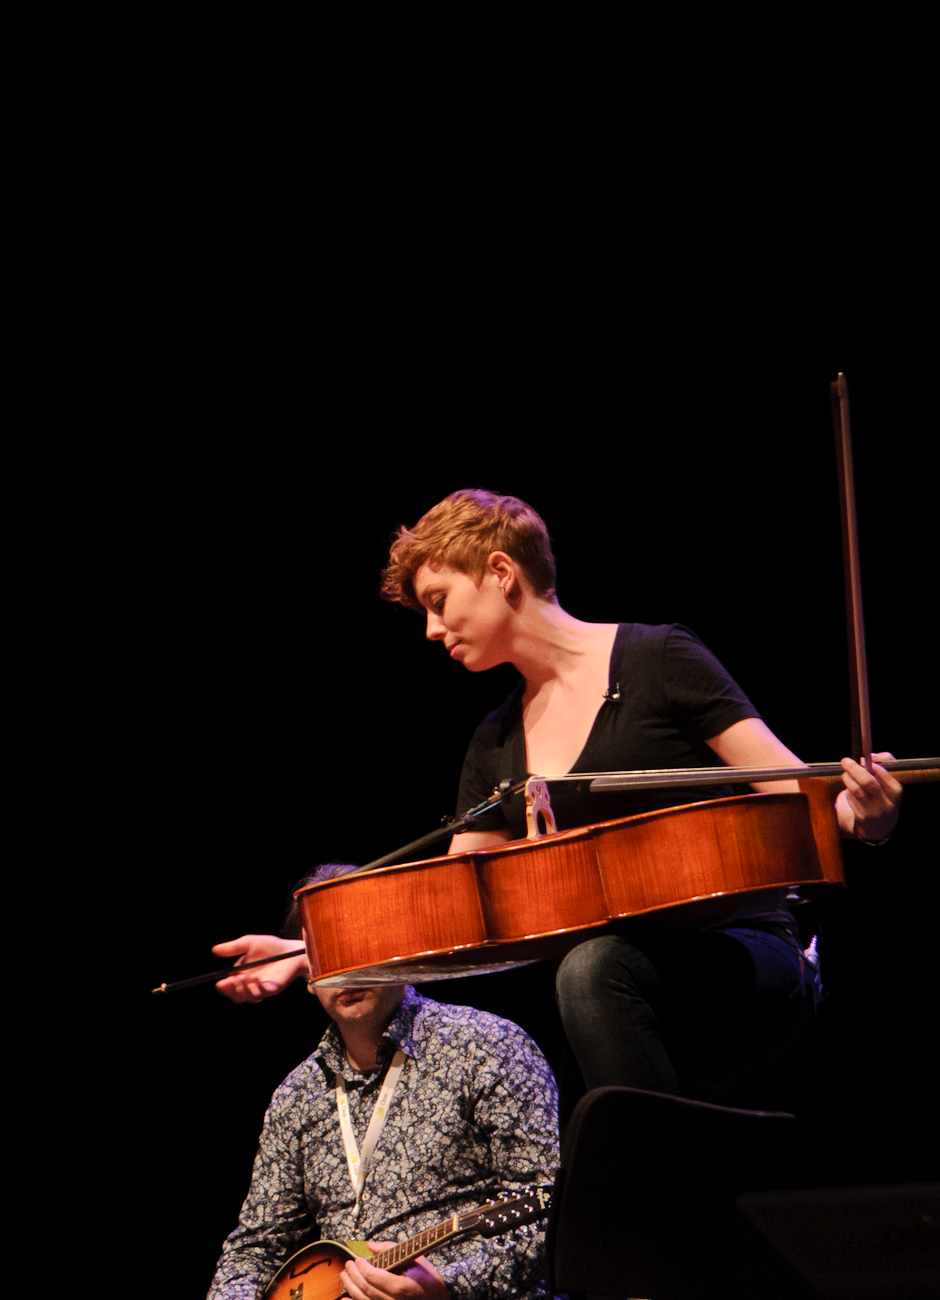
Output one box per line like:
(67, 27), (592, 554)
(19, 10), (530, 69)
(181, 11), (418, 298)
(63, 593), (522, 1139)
(412, 561), (512, 672)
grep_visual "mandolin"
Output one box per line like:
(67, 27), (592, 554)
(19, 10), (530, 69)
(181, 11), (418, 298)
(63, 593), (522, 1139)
(263, 1187), (552, 1299)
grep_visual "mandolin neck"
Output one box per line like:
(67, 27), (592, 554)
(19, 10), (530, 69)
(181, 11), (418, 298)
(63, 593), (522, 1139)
(367, 1189), (549, 1276)
(369, 1208), (474, 1273)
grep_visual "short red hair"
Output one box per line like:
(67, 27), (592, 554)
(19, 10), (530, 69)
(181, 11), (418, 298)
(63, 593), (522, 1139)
(381, 489), (557, 611)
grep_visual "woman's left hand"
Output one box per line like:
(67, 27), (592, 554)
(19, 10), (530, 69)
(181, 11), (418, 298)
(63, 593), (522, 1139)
(837, 751), (904, 843)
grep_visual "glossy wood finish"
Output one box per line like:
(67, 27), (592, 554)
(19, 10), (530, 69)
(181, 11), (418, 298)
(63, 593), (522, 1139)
(264, 1239), (351, 1300)
(297, 791), (829, 986)
(594, 793), (824, 917)
(303, 855), (489, 979)
(798, 775), (846, 884)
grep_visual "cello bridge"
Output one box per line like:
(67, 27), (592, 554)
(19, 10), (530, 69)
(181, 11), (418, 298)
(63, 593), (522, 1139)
(525, 777), (558, 840)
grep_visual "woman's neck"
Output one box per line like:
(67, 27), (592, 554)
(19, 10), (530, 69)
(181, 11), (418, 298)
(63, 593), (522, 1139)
(508, 600), (616, 692)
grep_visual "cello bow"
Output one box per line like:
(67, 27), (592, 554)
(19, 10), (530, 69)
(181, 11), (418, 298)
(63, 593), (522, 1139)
(831, 371), (872, 769)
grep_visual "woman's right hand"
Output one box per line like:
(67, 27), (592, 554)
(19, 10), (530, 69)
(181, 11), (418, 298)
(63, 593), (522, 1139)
(211, 934), (309, 1003)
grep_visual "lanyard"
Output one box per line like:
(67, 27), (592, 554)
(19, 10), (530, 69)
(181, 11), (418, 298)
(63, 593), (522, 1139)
(335, 1049), (407, 1204)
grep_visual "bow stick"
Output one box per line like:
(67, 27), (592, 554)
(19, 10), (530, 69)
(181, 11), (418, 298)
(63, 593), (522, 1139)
(831, 372), (872, 768)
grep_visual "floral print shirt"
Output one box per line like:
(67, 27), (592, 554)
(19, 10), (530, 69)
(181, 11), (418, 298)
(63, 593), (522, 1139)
(207, 987), (559, 1299)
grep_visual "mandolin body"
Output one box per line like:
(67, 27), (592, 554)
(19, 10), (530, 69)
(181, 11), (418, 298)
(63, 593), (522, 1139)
(264, 1238), (373, 1300)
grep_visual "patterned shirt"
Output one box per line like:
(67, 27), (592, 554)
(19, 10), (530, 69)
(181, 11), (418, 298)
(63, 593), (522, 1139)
(207, 987), (559, 1299)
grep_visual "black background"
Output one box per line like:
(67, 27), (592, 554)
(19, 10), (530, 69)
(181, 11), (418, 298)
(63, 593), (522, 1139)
(39, 11), (936, 1298)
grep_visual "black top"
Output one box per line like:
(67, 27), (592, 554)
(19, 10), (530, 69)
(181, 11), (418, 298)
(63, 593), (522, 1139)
(455, 623), (762, 840)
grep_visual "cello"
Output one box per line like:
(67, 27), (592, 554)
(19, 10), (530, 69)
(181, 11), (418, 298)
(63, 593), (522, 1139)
(295, 761), (938, 987)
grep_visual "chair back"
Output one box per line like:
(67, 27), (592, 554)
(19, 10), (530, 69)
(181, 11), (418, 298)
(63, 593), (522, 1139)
(545, 1086), (797, 1299)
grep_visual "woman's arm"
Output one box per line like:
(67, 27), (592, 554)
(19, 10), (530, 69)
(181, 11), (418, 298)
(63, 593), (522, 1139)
(705, 717), (803, 793)
(707, 718), (902, 841)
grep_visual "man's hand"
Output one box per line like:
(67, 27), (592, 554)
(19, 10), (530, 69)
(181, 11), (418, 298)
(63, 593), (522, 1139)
(211, 934), (308, 1003)
(837, 751), (903, 843)
(341, 1244), (449, 1300)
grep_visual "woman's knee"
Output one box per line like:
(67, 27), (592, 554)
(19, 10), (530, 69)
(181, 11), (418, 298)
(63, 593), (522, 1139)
(556, 935), (650, 1003)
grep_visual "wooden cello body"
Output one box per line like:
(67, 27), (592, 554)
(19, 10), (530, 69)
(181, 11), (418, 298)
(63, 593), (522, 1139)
(297, 782), (845, 987)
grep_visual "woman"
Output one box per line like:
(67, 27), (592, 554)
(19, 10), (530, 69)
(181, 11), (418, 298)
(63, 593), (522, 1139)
(217, 490), (901, 1100)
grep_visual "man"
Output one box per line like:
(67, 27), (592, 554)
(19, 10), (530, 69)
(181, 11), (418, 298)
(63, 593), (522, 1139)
(207, 865), (559, 1300)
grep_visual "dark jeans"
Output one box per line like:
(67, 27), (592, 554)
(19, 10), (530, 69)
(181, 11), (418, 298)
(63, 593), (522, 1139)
(555, 923), (821, 1102)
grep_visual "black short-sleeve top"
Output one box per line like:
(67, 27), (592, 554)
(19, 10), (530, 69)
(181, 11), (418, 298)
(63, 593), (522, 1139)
(454, 623), (762, 840)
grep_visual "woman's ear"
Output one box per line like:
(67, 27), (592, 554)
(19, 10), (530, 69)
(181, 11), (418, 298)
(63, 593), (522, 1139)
(485, 550), (517, 596)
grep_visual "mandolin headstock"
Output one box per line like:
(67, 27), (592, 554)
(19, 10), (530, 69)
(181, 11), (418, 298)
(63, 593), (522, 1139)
(463, 1186), (553, 1238)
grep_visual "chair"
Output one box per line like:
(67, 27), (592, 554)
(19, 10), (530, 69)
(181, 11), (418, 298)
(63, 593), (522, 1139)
(544, 1086), (801, 1300)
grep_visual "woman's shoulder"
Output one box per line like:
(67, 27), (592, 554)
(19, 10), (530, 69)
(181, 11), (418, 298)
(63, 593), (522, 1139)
(612, 621), (700, 660)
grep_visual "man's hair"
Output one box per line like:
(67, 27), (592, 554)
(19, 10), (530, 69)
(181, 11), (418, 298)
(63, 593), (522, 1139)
(282, 862), (358, 939)
(380, 489), (557, 611)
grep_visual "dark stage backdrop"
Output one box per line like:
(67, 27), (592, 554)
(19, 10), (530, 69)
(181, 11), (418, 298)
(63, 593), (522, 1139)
(50, 21), (937, 1298)
(78, 367), (936, 1299)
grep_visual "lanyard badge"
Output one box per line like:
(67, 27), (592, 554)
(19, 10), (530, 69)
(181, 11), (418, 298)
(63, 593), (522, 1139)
(335, 1048), (407, 1204)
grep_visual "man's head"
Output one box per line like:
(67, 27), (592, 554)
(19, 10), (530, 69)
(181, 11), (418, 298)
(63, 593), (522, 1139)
(290, 863), (406, 1048)
(281, 861), (359, 939)
(310, 982), (407, 1040)
(381, 489), (557, 611)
